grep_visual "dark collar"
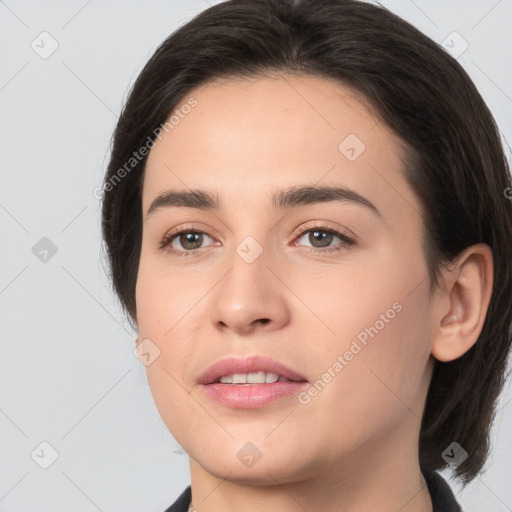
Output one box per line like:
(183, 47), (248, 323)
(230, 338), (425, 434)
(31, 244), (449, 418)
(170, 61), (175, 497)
(163, 485), (191, 512)
(423, 468), (462, 511)
(163, 470), (462, 512)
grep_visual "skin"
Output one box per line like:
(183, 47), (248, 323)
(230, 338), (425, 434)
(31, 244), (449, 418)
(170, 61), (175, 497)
(135, 74), (493, 512)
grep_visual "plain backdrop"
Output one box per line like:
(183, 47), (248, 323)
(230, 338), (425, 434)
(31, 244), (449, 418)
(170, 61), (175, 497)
(1, 1), (511, 511)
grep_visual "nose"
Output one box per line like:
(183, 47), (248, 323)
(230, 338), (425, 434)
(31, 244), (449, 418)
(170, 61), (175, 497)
(209, 246), (291, 336)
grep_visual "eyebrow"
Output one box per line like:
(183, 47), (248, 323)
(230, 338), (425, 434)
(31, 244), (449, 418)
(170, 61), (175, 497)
(145, 185), (382, 219)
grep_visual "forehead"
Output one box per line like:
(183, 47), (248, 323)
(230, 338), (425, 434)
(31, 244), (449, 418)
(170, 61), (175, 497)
(142, 74), (419, 223)
(155, 74), (381, 158)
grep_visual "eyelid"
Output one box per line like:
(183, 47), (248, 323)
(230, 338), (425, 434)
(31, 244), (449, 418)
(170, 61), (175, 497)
(162, 222), (220, 242)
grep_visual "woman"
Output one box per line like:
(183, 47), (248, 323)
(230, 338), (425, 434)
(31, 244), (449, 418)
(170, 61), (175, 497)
(101, 1), (512, 510)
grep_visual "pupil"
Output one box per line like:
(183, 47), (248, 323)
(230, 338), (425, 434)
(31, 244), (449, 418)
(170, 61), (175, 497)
(311, 230), (332, 248)
(182, 232), (202, 250)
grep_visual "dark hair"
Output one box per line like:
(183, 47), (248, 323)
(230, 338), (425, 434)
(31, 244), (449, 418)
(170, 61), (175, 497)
(101, 0), (512, 484)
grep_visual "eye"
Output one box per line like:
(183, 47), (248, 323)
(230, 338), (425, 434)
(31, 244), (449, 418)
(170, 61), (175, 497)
(293, 223), (355, 254)
(159, 227), (216, 257)
(159, 222), (355, 257)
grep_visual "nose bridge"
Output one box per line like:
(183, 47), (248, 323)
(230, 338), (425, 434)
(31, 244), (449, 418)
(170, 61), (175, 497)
(235, 233), (266, 266)
(225, 233), (273, 308)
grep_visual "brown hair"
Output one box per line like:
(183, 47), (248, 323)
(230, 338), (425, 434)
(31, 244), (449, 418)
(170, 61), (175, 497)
(101, 0), (512, 484)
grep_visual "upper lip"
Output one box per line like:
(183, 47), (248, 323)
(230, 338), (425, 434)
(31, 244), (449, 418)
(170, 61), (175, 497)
(198, 355), (308, 384)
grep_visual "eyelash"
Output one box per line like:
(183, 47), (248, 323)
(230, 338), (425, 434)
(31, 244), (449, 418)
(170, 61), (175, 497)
(159, 222), (355, 258)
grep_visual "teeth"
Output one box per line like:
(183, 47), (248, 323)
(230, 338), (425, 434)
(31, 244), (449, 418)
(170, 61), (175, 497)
(265, 372), (279, 383)
(247, 371), (266, 383)
(218, 372), (292, 384)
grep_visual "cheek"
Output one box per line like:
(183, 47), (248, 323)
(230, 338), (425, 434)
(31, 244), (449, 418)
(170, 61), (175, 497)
(307, 279), (433, 446)
(135, 248), (207, 337)
(135, 265), (195, 371)
(135, 253), (210, 433)
(301, 248), (433, 436)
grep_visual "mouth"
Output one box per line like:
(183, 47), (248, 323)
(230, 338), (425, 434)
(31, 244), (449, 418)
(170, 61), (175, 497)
(197, 355), (309, 409)
(197, 355), (308, 385)
(213, 371), (302, 384)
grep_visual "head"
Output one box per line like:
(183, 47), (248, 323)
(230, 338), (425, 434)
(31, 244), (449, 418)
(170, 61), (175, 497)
(101, 0), (512, 486)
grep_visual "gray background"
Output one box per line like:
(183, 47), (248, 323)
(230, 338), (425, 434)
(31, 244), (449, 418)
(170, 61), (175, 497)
(1, 0), (511, 511)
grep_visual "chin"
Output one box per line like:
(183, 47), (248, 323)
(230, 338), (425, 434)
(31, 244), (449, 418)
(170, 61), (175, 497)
(188, 440), (315, 486)
(196, 456), (303, 486)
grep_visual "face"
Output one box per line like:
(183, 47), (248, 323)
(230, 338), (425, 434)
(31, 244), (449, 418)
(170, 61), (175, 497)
(136, 74), (436, 485)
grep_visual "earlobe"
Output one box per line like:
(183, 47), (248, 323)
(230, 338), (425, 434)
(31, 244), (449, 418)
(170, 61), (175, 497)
(431, 243), (494, 362)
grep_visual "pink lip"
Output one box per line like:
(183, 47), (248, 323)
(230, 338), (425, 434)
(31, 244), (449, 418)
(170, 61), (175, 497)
(197, 355), (309, 409)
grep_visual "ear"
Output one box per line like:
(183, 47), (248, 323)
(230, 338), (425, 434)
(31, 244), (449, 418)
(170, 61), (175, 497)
(431, 243), (494, 362)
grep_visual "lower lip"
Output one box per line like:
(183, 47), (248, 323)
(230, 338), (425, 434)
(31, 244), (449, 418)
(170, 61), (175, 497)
(201, 382), (309, 409)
